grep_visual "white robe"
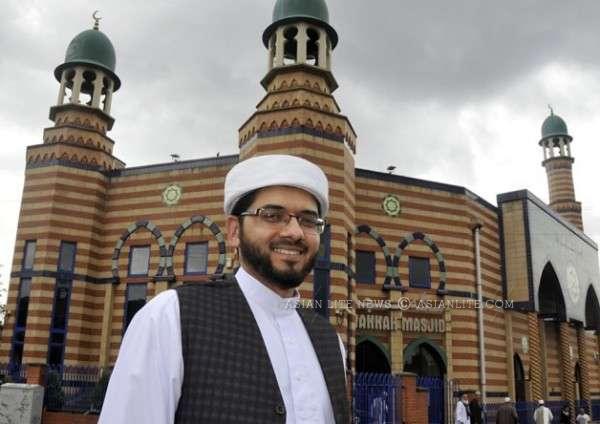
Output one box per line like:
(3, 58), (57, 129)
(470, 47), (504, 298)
(455, 400), (471, 424)
(99, 267), (345, 424)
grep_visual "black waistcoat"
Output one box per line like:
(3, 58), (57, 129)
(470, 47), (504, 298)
(174, 279), (349, 424)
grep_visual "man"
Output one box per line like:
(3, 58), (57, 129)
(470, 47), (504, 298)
(455, 393), (471, 424)
(533, 400), (553, 424)
(495, 397), (519, 424)
(469, 391), (483, 424)
(575, 408), (591, 424)
(99, 155), (349, 423)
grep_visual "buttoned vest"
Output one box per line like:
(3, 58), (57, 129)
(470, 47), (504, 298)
(174, 279), (349, 424)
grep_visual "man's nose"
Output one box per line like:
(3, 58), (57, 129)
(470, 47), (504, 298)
(279, 216), (305, 239)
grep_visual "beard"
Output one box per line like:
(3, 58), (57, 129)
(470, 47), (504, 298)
(239, 227), (317, 290)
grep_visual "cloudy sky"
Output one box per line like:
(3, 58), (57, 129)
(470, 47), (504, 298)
(2, 0), (600, 304)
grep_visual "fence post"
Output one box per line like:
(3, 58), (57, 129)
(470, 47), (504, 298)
(26, 363), (47, 386)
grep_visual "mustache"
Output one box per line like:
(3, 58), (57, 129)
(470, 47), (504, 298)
(269, 239), (308, 251)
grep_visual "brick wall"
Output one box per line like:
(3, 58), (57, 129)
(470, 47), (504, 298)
(400, 373), (429, 424)
(43, 412), (98, 424)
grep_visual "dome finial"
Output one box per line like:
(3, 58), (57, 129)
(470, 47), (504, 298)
(548, 104), (554, 116)
(92, 10), (102, 30)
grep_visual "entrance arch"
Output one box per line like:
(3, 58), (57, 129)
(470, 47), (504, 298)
(403, 338), (446, 424)
(585, 285), (600, 330)
(513, 354), (526, 402)
(356, 337), (391, 373)
(403, 338), (447, 376)
(538, 262), (566, 321)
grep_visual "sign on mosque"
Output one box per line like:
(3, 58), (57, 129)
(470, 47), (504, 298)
(357, 314), (445, 333)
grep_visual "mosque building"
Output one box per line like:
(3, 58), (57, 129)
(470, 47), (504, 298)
(1, 0), (600, 421)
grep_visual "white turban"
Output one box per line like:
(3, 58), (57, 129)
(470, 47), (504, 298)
(224, 154), (329, 216)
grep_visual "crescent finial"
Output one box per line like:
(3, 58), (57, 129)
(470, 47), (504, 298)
(548, 104), (554, 116)
(92, 11), (102, 29)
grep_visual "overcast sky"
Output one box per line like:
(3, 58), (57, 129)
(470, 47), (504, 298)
(2, 0), (600, 304)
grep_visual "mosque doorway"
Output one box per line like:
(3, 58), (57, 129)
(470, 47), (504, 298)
(355, 338), (391, 373)
(538, 263), (566, 321)
(513, 354), (526, 402)
(585, 286), (600, 331)
(403, 339), (447, 424)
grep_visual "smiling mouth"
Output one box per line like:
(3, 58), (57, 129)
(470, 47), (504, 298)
(273, 247), (304, 256)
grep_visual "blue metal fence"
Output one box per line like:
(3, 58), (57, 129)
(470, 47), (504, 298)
(44, 365), (110, 413)
(353, 373), (401, 424)
(592, 399), (600, 421)
(417, 376), (444, 424)
(0, 362), (27, 383)
(485, 400), (570, 423)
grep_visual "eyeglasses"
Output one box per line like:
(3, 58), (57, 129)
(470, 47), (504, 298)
(239, 207), (325, 234)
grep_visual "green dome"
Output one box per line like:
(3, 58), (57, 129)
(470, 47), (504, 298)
(263, 0), (338, 48)
(541, 113), (569, 138)
(54, 27), (120, 90)
(273, 0), (330, 24)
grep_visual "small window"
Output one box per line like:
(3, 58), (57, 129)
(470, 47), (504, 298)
(355, 250), (376, 284)
(124, 284), (147, 331)
(129, 246), (150, 276)
(185, 243), (208, 275)
(58, 242), (76, 272)
(22, 241), (36, 270)
(409, 257), (431, 288)
(16, 279), (32, 328)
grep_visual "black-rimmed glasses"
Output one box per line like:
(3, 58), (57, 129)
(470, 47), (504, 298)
(239, 207), (325, 234)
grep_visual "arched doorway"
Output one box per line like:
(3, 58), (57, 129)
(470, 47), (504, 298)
(585, 286), (600, 331)
(403, 341), (446, 376)
(538, 263), (566, 321)
(356, 338), (391, 373)
(403, 339), (447, 424)
(513, 354), (526, 402)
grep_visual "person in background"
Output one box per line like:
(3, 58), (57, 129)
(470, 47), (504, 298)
(576, 408), (591, 424)
(560, 404), (571, 424)
(495, 397), (518, 424)
(469, 391), (483, 424)
(455, 393), (471, 424)
(533, 399), (553, 424)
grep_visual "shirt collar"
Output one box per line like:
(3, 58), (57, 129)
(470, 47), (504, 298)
(235, 267), (300, 317)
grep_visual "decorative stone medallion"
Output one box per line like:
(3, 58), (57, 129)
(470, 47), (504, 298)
(382, 194), (401, 217)
(566, 264), (580, 304)
(162, 184), (182, 206)
(521, 336), (529, 354)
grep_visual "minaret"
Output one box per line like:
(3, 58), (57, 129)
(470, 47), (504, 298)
(0, 15), (124, 367)
(540, 108), (583, 230)
(238, 0), (357, 351)
(30, 14), (124, 171)
(238, 0), (356, 158)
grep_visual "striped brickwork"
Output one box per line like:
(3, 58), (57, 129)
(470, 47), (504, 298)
(545, 322), (563, 400)
(509, 312), (531, 398)
(353, 174), (507, 400)
(577, 326), (591, 407)
(558, 322), (576, 409)
(1, 164), (111, 365)
(527, 313), (545, 400)
(543, 157), (583, 231)
(102, 161), (233, 363)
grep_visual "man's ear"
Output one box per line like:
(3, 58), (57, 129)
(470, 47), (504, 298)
(226, 216), (241, 248)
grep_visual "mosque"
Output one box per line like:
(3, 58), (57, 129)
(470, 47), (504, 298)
(1, 0), (599, 421)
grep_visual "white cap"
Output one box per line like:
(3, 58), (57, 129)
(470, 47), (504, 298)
(224, 155), (329, 216)
(504, 397), (511, 403)
(538, 399), (544, 405)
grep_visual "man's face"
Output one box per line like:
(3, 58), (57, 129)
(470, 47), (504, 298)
(227, 186), (321, 291)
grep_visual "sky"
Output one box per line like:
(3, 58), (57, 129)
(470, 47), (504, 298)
(2, 0), (600, 306)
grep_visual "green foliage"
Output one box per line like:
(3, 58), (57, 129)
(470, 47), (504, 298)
(90, 368), (112, 413)
(45, 370), (65, 409)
